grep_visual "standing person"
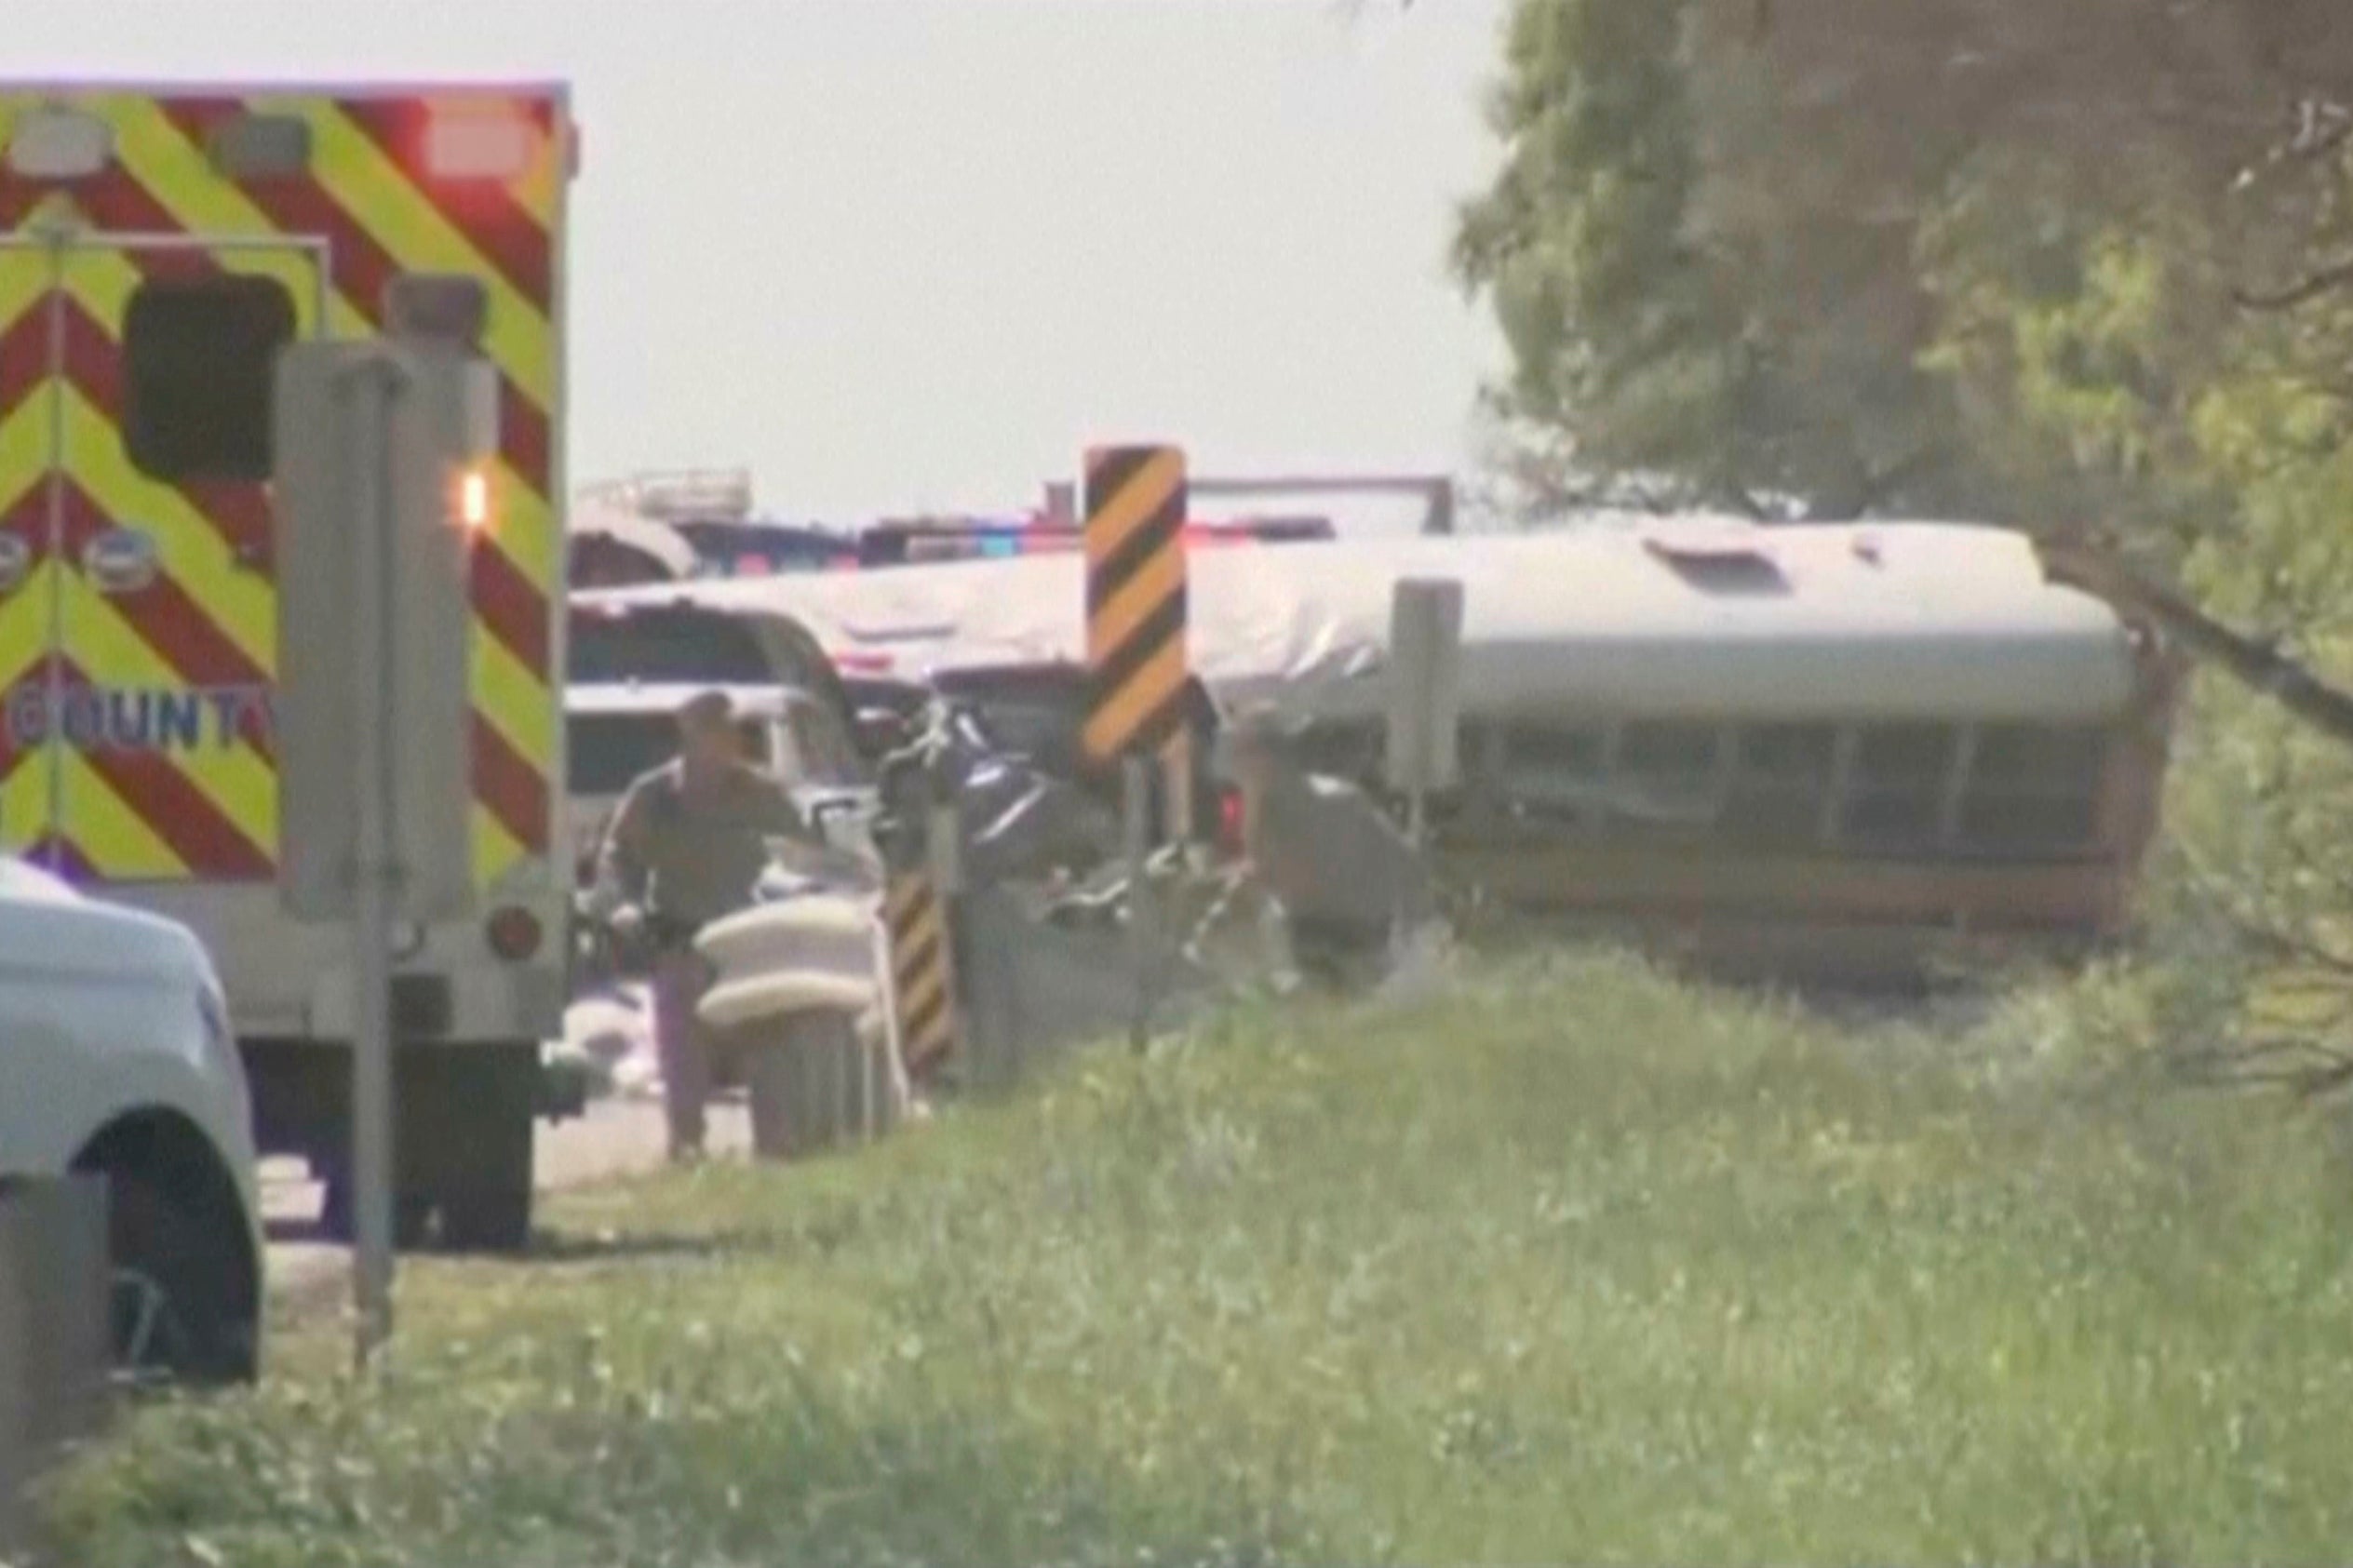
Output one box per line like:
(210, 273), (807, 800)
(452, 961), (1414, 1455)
(1220, 707), (1438, 985)
(593, 690), (810, 1161)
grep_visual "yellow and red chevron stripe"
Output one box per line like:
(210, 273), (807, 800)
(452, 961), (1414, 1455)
(0, 87), (564, 884)
(0, 249), (57, 867)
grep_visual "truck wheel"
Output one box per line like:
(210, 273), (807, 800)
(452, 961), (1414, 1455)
(430, 1042), (538, 1254)
(103, 1170), (257, 1387)
(436, 1119), (533, 1253)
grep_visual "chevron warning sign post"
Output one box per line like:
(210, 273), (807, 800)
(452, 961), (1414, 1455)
(1082, 444), (1190, 766)
(1080, 443), (1191, 1052)
(885, 873), (960, 1080)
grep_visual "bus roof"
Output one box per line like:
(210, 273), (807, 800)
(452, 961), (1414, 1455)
(571, 520), (2143, 723)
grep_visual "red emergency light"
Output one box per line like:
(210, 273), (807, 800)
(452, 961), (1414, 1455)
(829, 513), (1305, 573)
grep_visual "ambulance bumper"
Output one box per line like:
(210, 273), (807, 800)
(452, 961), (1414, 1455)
(118, 880), (570, 1044)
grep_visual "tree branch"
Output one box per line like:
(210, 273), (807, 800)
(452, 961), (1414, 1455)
(2233, 912), (2353, 979)
(2233, 255), (2353, 312)
(1853, 447), (1943, 515)
(1723, 487), (1771, 521)
(2234, 97), (2353, 191)
(1810, 447), (1945, 521)
(2165, 843), (2353, 977)
(2035, 534), (2353, 748)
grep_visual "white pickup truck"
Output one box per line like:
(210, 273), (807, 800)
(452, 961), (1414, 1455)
(0, 856), (262, 1384)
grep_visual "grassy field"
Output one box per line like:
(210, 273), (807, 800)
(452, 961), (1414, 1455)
(33, 950), (2353, 1566)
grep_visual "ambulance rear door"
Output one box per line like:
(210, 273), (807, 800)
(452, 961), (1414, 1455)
(5, 219), (321, 883)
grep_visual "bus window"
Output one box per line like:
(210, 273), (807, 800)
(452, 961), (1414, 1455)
(1452, 719), (1506, 802)
(1297, 718), (1381, 782)
(1958, 723), (2105, 855)
(566, 606), (775, 686)
(1723, 723), (1835, 848)
(1500, 723), (1608, 821)
(1612, 722), (1726, 828)
(1840, 723), (1956, 851)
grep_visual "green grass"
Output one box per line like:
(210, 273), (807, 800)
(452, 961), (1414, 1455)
(34, 949), (2353, 1566)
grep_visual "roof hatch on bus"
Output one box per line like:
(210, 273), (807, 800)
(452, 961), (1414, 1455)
(1641, 530), (1788, 594)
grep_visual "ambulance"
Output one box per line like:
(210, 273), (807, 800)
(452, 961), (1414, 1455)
(0, 83), (576, 1250)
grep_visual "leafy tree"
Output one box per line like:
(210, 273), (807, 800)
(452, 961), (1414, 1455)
(1458, 0), (2353, 1068)
(1459, 0), (2353, 529)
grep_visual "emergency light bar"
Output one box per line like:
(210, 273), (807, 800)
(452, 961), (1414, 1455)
(864, 518), (1291, 568)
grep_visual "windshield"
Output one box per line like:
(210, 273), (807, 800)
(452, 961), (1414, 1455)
(566, 714), (679, 796)
(566, 606), (775, 685)
(567, 712), (771, 795)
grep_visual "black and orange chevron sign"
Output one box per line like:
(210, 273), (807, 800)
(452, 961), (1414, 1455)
(885, 873), (960, 1079)
(1081, 444), (1189, 766)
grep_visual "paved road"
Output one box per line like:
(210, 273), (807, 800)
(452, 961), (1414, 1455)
(265, 1096), (751, 1310)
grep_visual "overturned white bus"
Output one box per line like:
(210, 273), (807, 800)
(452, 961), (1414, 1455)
(572, 519), (2183, 985)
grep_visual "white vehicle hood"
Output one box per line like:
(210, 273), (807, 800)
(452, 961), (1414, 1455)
(1, 855), (219, 985)
(0, 856), (81, 905)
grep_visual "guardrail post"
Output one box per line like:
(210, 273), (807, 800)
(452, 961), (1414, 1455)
(0, 1175), (112, 1553)
(885, 873), (963, 1089)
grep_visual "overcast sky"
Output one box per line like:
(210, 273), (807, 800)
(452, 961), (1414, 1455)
(27, 0), (1510, 527)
